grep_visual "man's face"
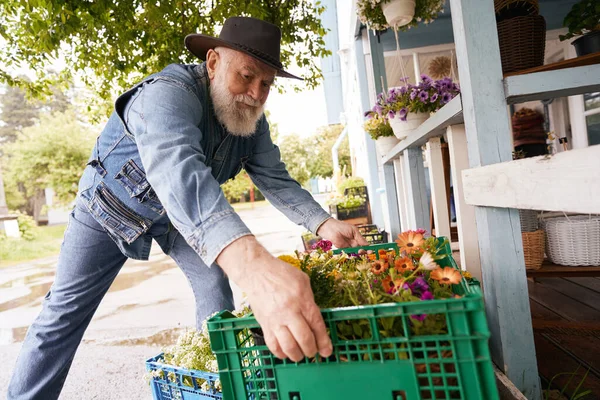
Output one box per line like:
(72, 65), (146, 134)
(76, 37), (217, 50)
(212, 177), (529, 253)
(208, 48), (276, 137)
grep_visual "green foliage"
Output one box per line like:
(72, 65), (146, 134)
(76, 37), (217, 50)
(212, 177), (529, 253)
(0, 1), (331, 104)
(559, 0), (600, 41)
(221, 171), (253, 203)
(305, 124), (352, 178)
(327, 194), (365, 208)
(2, 110), (96, 207)
(14, 210), (39, 240)
(337, 176), (365, 195)
(277, 133), (311, 187)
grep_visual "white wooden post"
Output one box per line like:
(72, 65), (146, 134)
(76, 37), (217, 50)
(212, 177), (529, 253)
(382, 163), (401, 239)
(403, 147), (430, 231)
(449, 0), (541, 398)
(446, 124), (482, 281)
(425, 137), (451, 239)
(393, 156), (409, 231)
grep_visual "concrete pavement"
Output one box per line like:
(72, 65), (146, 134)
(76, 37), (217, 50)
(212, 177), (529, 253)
(0, 196), (327, 399)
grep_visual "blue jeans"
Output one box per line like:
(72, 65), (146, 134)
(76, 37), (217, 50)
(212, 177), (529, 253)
(7, 202), (234, 400)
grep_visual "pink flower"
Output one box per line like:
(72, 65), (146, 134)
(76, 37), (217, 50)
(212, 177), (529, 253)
(312, 239), (332, 252)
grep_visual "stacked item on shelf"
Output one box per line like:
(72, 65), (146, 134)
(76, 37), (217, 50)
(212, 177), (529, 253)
(511, 107), (547, 158)
(519, 209), (545, 270)
(541, 214), (600, 267)
(495, 0), (546, 74)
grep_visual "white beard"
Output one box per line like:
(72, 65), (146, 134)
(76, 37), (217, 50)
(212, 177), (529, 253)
(210, 72), (264, 137)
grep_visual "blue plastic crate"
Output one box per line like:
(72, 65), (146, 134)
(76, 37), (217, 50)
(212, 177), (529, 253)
(146, 353), (222, 400)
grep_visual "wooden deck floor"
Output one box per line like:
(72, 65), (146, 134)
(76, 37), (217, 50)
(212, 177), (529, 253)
(528, 277), (600, 399)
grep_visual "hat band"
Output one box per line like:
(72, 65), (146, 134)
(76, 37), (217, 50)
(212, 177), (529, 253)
(232, 42), (283, 69)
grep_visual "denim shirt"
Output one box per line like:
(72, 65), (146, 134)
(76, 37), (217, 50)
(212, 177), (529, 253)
(77, 63), (330, 264)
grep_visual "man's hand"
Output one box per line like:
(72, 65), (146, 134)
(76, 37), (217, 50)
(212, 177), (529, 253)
(217, 236), (333, 362)
(316, 218), (368, 249)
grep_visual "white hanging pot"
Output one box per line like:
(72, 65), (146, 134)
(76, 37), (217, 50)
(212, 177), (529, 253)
(389, 112), (429, 140)
(381, 0), (416, 28)
(375, 136), (400, 158)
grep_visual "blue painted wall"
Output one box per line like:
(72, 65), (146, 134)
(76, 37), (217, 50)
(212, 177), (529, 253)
(319, 0), (344, 125)
(377, 0), (579, 52)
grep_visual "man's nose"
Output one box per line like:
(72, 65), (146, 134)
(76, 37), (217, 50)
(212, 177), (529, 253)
(247, 80), (265, 103)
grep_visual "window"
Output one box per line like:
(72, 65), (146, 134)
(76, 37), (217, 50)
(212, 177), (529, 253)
(584, 92), (600, 146)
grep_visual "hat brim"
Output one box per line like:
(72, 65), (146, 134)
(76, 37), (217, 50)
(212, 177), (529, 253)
(185, 34), (302, 80)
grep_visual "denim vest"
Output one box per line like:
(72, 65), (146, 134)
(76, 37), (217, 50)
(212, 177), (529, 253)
(77, 63), (330, 263)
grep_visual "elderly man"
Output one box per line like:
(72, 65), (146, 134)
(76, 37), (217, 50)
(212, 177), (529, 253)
(8, 16), (367, 399)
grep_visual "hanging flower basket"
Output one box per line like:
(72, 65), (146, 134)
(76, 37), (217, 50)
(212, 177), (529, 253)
(381, 0), (416, 28)
(389, 112), (429, 140)
(375, 135), (400, 157)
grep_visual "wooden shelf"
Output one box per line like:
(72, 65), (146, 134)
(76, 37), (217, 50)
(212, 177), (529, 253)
(504, 62), (600, 105)
(503, 52), (600, 77)
(381, 95), (463, 165)
(527, 261), (600, 278)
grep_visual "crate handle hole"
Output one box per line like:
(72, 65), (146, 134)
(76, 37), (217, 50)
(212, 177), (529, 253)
(392, 390), (407, 400)
(289, 392), (301, 400)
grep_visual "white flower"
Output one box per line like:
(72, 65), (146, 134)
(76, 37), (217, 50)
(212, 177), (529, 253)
(419, 251), (438, 270)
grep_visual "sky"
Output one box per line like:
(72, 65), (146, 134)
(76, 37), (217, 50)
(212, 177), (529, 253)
(266, 0), (352, 138)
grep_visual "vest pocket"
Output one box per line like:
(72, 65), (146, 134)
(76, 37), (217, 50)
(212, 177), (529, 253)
(115, 159), (164, 214)
(88, 182), (152, 244)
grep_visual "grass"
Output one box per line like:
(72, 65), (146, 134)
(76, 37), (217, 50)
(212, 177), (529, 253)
(0, 201), (269, 267)
(231, 200), (270, 211)
(0, 224), (67, 267)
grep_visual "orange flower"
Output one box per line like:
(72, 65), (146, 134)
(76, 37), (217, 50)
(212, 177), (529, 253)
(382, 276), (406, 294)
(430, 267), (462, 285)
(396, 231), (424, 254)
(371, 260), (389, 275)
(378, 249), (387, 257)
(394, 257), (415, 274)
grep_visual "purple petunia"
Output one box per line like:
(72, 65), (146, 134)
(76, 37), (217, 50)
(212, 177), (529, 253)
(441, 92), (453, 104)
(410, 277), (429, 293)
(410, 90), (418, 100)
(420, 291), (434, 301)
(411, 314), (427, 321)
(388, 111), (395, 119)
(373, 105), (383, 115)
(430, 93), (439, 103)
(398, 108), (408, 118)
(418, 91), (429, 102)
(420, 74), (433, 83)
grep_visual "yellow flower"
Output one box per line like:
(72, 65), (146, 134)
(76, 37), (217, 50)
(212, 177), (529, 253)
(277, 254), (301, 269)
(461, 271), (473, 280)
(430, 267), (462, 285)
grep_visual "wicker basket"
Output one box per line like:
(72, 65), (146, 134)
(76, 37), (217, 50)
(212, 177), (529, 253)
(522, 230), (545, 270)
(495, 0), (539, 21)
(497, 15), (546, 74)
(519, 209), (539, 232)
(541, 215), (600, 266)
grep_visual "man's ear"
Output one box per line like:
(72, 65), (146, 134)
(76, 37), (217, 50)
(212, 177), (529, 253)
(206, 49), (219, 80)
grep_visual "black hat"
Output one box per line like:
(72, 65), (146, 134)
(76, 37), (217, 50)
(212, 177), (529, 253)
(185, 16), (301, 80)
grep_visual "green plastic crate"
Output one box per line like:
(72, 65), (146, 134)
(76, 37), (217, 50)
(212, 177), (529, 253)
(207, 239), (498, 400)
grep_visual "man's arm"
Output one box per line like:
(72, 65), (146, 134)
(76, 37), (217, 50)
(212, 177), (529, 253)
(245, 117), (367, 248)
(125, 78), (332, 360)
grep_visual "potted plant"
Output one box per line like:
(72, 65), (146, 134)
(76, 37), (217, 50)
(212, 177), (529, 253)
(357, 0), (446, 31)
(559, 0), (600, 57)
(383, 74), (460, 140)
(364, 94), (398, 157)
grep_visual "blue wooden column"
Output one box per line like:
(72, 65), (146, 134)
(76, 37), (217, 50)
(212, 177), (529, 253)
(367, 29), (401, 238)
(448, 0), (541, 398)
